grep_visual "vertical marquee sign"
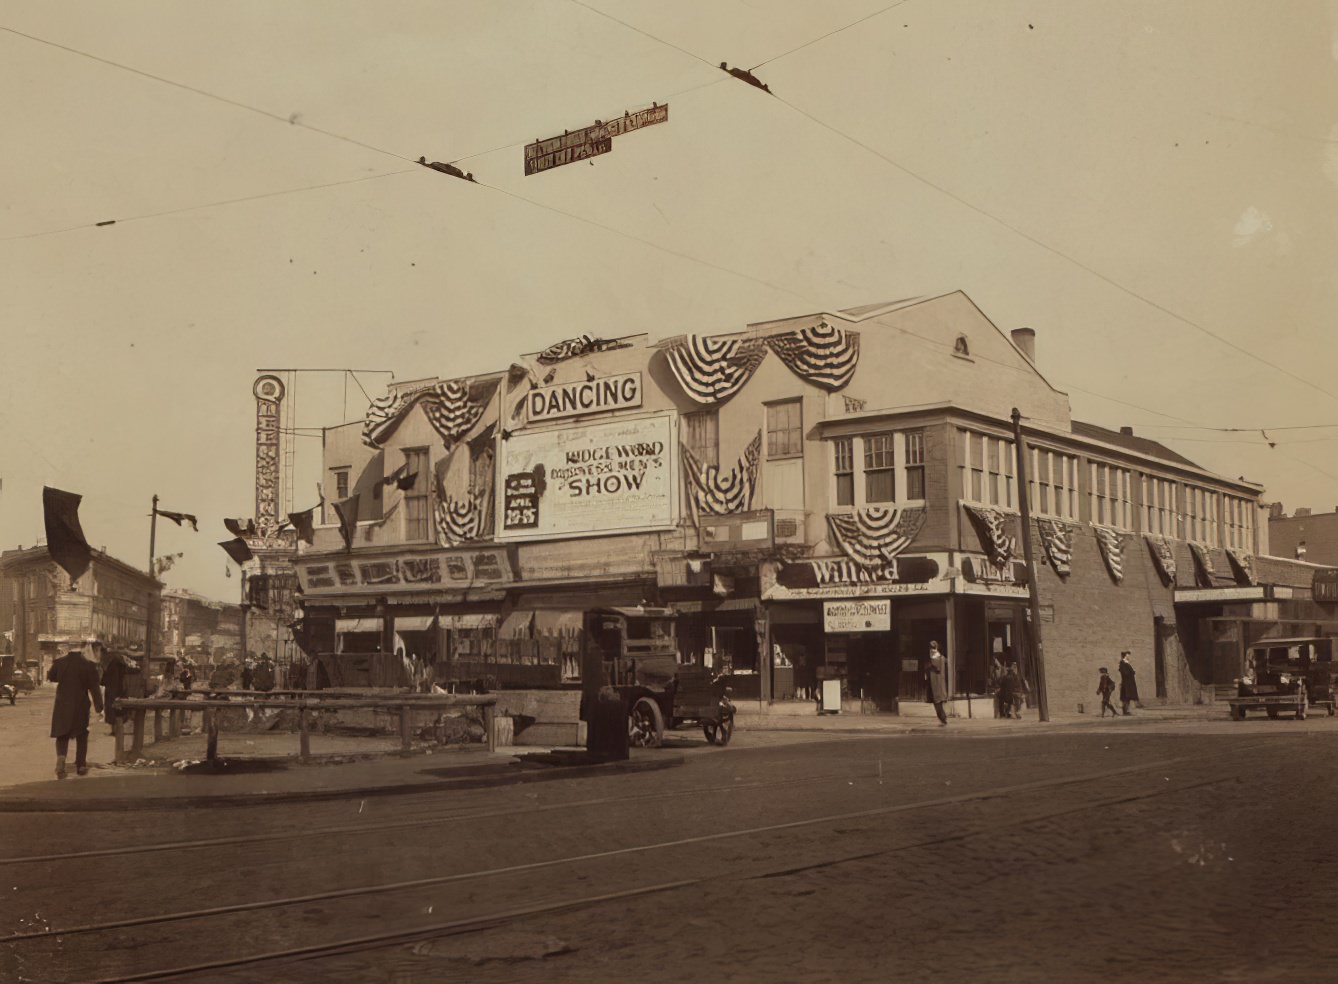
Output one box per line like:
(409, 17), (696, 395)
(253, 375), (286, 534)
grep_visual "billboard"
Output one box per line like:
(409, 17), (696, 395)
(497, 413), (676, 539)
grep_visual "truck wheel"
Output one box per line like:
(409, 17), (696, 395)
(628, 698), (664, 748)
(714, 713), (734, 746)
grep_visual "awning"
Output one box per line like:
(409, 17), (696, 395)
(448, 614), (497, 631)
(335, 617), (381, 633)
(392, 616), (436, 632)
(499, 610), (534, 638)
(533, 610), (583, 635)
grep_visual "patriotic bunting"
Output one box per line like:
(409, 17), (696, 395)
(764, 321), (860, 391)
(436, 493), (483, 546)
(682, 432), (762, 522)
(1092, 524), (1127, 584)
(1226, 548), (1254, 585)
(665, 335), (767, 404)
(826, 506), (927, 570)
(1145, 534), (1177, 584)
(362, 378), (498, 449)
(1036, 517), (1073, 576)
(962, 504), (1016, 571)
(535, 334), (627, 365)
(1189, 542), (1217, 587)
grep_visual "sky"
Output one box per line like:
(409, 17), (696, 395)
(4, 0), (1338, 603)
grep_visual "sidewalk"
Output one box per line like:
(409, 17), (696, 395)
(0, 690), (1220, 813)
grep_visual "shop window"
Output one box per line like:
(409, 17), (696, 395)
(863, 433), (895, 503)
(683, 410), (720, 468)
(766, 400), (803, 458)
(402, 448), (430, 541)
(834, 437), (854, 506)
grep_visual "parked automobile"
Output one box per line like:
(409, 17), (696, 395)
(1229, 637), (1335, 720)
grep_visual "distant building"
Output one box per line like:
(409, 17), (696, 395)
(160, 589), (244, 662)
(1269, 508), (1338, 565)
(0, 545), (160, 682)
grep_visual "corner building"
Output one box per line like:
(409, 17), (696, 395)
(295, 291), (1301, 715)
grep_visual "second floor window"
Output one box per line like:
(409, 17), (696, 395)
(960, 430), (1014, 509)
(834, 438), (854, 506)
(766, 401), (803, 458)
(863, 433), (895, 503)
(403, 448), (430, 541)
(333, 468), (350, 501)
(904, 430), (926, 500)
(683, 410), (720, 468)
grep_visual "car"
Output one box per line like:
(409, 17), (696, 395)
(10, 669), (36, 693)
(0, 683), (14, 705)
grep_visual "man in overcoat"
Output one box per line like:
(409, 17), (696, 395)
(100, 646), (129, 734)
(926, 640), (949, 726)
(48, 644), (104, 778)
(1118, 651), (1140, 716)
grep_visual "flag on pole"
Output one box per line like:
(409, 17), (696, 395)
(43, 486), (93, 582)
(218, 537), (254, 566)
(287, 507), (316, 545)
(155, 508), (198, 531)
(334, 495), (360, 550)
(224, 518), (257, 538)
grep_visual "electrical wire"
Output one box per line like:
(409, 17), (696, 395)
(751, 0), (914, 70)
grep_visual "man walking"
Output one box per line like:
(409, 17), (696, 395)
(926, 640), (949, 726)
(1118, 651), (1139, 716)
(48, 642), (103, 778)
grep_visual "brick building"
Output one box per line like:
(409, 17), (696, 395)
(160, 589), (244, 662)
(1269, 507), (1338, 565)
(292, 291), (1318, 713)
(0, 545), (160, 683)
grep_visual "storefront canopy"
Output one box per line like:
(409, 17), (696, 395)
(335, 617), (380, 633)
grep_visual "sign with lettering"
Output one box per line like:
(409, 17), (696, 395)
(497, 413), (676, 539)
(824, 600), (891, 633)
(524, 123), (612, 175)
(602, 103), (669, 138)
(297, 547), (512, 595)
(527, 372), (642, 422)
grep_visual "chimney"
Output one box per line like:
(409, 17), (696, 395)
(1295, 508), (1312, 518)
(1011, 327), (1036, 364)
(1119, 426), (1134, 436)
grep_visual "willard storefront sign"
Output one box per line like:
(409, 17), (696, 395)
(499, 412), (676, 538)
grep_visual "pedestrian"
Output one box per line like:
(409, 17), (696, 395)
(1118, 651), (1139, 715)
(241, 660), (254, 691)
(178, 661), (195, 693)
(48, 643), (103, 779)
(1096, 666), (1119, 718)
(925, 640), (948, 726)
(252, 656), (275, 693)
(99, 645), (129, 735)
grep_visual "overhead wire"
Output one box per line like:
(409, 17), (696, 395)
(751, 0), (913, 70)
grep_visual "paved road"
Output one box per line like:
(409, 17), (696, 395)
(4, 719), (1338, 982)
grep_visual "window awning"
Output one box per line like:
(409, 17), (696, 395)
(393, 616), (436, 632)
(499, 610), (534, 638)
(335, 617), (381, 633)
(533, 610), (583, 635)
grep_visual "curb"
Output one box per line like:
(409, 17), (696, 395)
(0, 751), (685, 813)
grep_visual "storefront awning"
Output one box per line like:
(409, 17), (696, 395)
(335, 617), (381, 633)
(499, 610), (534, 638)
(533, 610), (583, 635)
(393, 616), (436, 632)
(448, 614), (497, 631)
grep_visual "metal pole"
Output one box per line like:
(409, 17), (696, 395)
(240, 569), (250, 661)
(1011, 408), (1050, 722)
(146, 495), (158, 671)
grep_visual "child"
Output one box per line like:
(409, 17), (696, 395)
(1097, 667), (1118, 718)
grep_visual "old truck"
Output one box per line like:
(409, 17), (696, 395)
(1228, 636), (1336, 721)
(581, 606), (734, 747)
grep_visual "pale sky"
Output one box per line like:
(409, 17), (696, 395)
(4, 1), (1337, 603)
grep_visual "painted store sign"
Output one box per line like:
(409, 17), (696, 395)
(297, 547), (512, 595)
(497, 413), (676, 539)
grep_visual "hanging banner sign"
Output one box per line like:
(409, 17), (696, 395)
(602, 103), (669, 138)
(527, 373), (642, 422)
(498, 413), (676, 539)
(524, 123), (612, 175)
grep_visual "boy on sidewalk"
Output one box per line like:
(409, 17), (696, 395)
(1096, 667), (1118, 718)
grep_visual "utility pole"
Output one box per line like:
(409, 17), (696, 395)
(146, 494), (158, 672)
(1011, 408), (1050, 723)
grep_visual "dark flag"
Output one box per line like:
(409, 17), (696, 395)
(156, 508), (198, 531)
(224, 518), (256, 537)
(334, 495), (360, 550)
(287, 507), (316, 545)
(382, 463), (408, 487)
(43, 486), (92, 582)
(218, 537), (254, 566)
(396, 471), (419, 491)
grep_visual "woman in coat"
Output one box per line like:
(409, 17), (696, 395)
(1118, 651), (1139, 716)
(49, 644), (103, 778)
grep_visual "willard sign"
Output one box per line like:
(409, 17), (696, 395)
(527, 373), (642, 422)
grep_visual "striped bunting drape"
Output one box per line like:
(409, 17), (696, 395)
(764, 321), (860, 391)
(827, 506), (927, 570)
(1226, 548), (1254, 585)
(362, 391), (408, 448)
(422, 381), (487, 446)
(665, 335), (767, 404)
(363, 379), (495, 449)
(682, 432), (762, 523)
(1036, 518), (1073, 576)
(962, 504), (1016, 570)
(436, 493), (483, 546)
(1145, 534), (1177, 584)
(1092, 524), (1127, 584)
